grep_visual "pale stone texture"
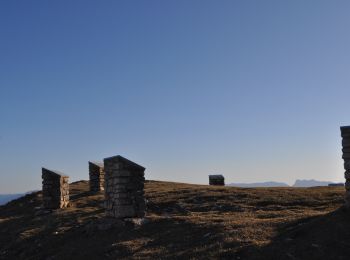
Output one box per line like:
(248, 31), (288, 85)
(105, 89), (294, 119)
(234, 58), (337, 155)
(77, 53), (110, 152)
(89, 161), (105, 192)
(341, 126), (350, 208)
(209, 175), (225, 186)
(104, 155), (146, 218)
(42, 168), (69, 209)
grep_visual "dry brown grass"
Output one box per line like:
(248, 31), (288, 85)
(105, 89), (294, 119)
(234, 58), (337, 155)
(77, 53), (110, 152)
(0, 180), (348, 259)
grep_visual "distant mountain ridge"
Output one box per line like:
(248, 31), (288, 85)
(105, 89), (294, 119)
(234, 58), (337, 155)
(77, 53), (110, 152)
(228, 182), (289, 188)
(0, 191), (40, 206)
(292, 179), (333, 187)
(0, 194), (25, 206)
(229, 179), (342, 188)
(0, 180), (342, 205)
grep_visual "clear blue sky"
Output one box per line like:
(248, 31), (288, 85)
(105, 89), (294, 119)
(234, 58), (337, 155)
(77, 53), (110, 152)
(1, 1), (349, 193)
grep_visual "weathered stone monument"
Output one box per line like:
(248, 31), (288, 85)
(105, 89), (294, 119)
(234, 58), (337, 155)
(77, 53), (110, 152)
(89, 161), (105, 192)
(341, 126), (350, 208)
(209, 174), (225, 186)
(104, 155), (146, 218)
(42, 168), (69, 209)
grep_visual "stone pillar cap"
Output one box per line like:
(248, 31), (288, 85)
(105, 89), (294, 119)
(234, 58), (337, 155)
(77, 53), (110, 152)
(42, 167), (69, 177)
(89, 161), (104, 168)
(341, 126), (350, 132)
(103, 155), (145, 170)
(209, 174), (224, 179)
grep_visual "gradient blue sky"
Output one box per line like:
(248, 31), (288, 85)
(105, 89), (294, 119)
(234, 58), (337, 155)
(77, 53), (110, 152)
(1, 1), (350, 193)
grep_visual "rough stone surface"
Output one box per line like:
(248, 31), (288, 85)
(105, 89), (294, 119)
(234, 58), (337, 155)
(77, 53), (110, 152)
(341, 126), (350, 208)
(124, 217), (150, 227)
(42, 168), (69, 209)
(209, 174), (225, 186)
(104, 155), (146, 218)
(89, 161), (105, 192)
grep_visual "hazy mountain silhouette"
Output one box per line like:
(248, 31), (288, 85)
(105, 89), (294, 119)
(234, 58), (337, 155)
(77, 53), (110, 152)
(292, 179), (334, 187)
(229, 179), (340, 188)
(0, 193), (25, 206)
(228, 182), (289, 187)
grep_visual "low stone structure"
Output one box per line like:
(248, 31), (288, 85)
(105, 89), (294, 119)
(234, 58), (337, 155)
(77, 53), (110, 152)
(209, 175), (225, 186)
(89, 161), (105, 192)
(341, 126), (350, 208)
(42, 168), (69, 209)
(328, 183), (344, 187)
(104, 155), (146, 218)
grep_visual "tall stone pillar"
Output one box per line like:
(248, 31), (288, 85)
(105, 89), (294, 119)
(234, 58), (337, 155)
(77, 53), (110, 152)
(341, 126), (350, 208)
(42, 168), (69, 209)
(89, 161), (105, 192)
(104, 155), (146, 218)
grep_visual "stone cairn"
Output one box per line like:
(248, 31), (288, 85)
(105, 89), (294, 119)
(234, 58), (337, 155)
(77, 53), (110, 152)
(341, 126), (350, 208)
(104, 155), (146, 218)
(209, 174), (225, 186)
(89, 161), (105, 192)
(42, 168), (69, 209)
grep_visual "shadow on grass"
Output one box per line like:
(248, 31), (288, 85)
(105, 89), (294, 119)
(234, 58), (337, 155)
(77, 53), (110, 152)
(237, 207), (350, 260)
(69, 190), (104, 200)
(3, 217), (226, 260)
(0, 193), (226, 260)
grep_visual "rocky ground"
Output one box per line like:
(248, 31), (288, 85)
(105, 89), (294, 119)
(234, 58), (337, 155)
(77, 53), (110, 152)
(0, 180), (349, 259)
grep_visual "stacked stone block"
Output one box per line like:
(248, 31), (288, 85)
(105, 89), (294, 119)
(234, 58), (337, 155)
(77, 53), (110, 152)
(341, 126), (350, 208)
(89, 161), (105, 192)
(42, 168), (69, 209)
(209, 175), (225, 186)
(104, 155), (146, 218)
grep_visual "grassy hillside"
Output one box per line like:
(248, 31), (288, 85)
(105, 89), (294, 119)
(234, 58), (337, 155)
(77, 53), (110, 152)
(0, 180), (348, 259)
